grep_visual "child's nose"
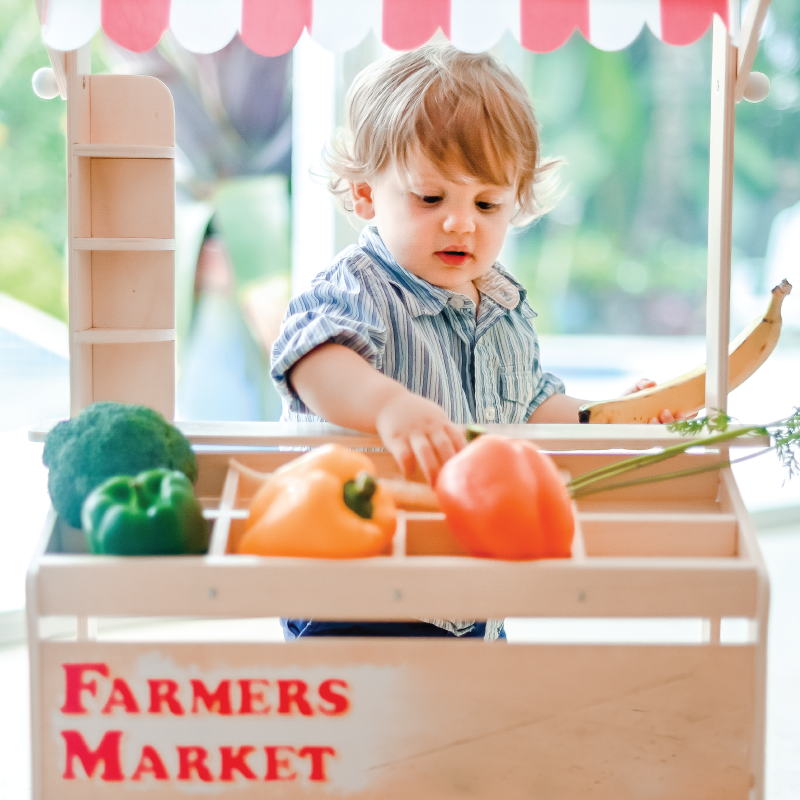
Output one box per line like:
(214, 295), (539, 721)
(442, 208), (476, 234)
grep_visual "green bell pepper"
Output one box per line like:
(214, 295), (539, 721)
(81, 468), (209, 555)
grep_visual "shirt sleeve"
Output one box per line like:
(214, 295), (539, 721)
(270, 263), (387, 415)
(526, 327), (566, 419)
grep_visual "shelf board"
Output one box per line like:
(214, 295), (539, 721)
(72, 144), (175, 159)
(73, 238), (175, 251)
(73, 328), (176, 344)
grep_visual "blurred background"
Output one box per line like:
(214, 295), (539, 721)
(2, 0), (800, 433)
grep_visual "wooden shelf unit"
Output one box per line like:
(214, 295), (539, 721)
(66, 58), (176, 419)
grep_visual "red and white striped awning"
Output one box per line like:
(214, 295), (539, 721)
(40, 0), (734, 57)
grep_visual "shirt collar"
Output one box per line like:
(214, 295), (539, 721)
(359, 226), (528, 317)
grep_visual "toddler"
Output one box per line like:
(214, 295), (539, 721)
(271, 43), (669, 641)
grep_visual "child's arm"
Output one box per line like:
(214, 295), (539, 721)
(289, 343), (466, 484)
(527, 381), (677, 424)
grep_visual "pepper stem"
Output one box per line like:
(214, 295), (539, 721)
(343, 471), (377, 519)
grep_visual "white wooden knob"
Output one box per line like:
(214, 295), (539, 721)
(32, 67), (60, 99)
(743, 72), (770, 103)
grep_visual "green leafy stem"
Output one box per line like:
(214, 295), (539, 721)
(567, 407), (800, 500)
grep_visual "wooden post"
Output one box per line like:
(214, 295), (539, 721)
(65, 46), (92, 416)
(291, 31), (337, 296)
(735, 0), (772, 103)
(705, 17), (736, 413)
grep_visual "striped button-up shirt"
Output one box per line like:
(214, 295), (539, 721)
(271, 227), (565, 642)
(272, 226), (565, 424)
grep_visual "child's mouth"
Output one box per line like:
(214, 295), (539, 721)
(435, 249), (471, 266)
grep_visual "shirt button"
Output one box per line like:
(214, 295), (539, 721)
(448, 297), (463, 309)
(485, 407), (496, 421)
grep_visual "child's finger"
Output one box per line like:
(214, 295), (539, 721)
(625, 378), (656, 395)
(410, 433), (440, 485)
(445, 423), (467, 453)
(430, 429), (458, 466)
(388, 436), (418, 480)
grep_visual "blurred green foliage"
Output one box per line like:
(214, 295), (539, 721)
(0, 0), (67, 319)
(503, 0), (800, 334)
(2, 0), (800, 337)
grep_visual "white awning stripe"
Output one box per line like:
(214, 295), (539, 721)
(169, 0), (241, 55)
(450, 0), (520, 54)
(589, 0), (662, 51)
(309, 0), (382, 54)
(41, 0), (99, 52)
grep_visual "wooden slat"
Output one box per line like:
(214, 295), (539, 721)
(718, 469), (769, 799)
(73, 143), (175, 158)
(73, 237), (175, 251)
(35, 550), (759, 620)
(735, 0), (772, 102)
(705, 17), (736, 413)
(73, 328), (176, 344)
(579, 512), (737, 557)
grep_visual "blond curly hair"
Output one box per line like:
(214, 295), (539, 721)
(324, 43), (559, 226)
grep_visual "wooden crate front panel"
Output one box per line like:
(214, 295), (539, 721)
(91, 342), (174, 419)
(91, 251), (174, 330)
(38, 640), (755, 799)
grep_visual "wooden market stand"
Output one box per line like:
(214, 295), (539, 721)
(26, 1), (776, 797)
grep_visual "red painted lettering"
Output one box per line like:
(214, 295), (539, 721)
(277, 680), (313, 716)
(177, 746), (213, 782)
(101, 678), (140, 714)
(148, 679), (184, 715)
(61, 730), (123, 781)
(60, 663), (109, 714)
(318, 679), (350, 715)
(191, 679), (232, 715)
(219, 746), (257, 781)
(298, 746), (336, 782)
(131, 745), (169, 780)
(238, 679), (270, 714)
(264, 746), (297, 781)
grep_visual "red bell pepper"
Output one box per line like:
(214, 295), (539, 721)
(434, 435), (574, 560)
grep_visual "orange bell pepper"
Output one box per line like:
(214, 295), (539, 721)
(434, 435), (574, 560)
(237, 444), (396, 558)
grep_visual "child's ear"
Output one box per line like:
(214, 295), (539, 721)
(350, 181), (376, 220)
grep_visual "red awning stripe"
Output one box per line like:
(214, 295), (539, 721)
(41, 0), (734, 55)
(382, 0), (451, 52)
(661, 0), (729, 47)
(101, 0), (171, 53)
(521, 0), (590, 54)
(240, 0), (311, 57)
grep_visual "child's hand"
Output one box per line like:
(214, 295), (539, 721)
(624, 378), (689, 425)
(375, 392), (466, 485)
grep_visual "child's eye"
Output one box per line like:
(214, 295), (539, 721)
(418, 194), (442, 204)
(476, 201), (498, 211)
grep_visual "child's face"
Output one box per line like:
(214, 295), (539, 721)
(350, 148), (517, 298)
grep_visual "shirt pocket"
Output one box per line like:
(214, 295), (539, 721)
(500, 367), (535, 411)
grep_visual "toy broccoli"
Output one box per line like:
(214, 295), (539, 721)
(43, 402), (198, 529)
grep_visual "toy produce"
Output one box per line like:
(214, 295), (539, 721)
(42, 402), (198, 528)
(580, 279), (793, 423)
(237, 445), (396, 558)
(435, 435), (574, 560)
(81, 468), (208, 556)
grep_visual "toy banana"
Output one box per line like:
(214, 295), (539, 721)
(578, 279), (792, 424)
